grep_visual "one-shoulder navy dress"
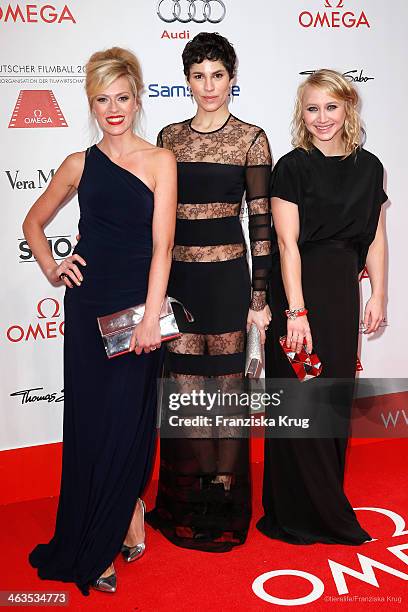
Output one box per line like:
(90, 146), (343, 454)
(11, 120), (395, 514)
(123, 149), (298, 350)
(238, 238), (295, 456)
(29, 145), (163, 595)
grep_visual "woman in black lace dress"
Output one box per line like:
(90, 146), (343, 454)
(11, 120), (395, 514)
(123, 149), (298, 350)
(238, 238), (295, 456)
(146, 33), (272, 551)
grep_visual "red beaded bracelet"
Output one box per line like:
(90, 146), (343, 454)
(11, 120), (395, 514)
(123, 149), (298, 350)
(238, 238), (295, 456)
(285, 308), (308, 320)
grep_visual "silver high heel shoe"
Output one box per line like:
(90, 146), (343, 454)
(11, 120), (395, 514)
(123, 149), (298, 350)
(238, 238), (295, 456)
(121, 498), (146, 563)
(91, 567), (117, 593)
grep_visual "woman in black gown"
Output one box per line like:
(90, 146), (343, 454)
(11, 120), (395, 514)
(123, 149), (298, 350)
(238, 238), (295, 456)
(257, 69), (387, 545)
(23, 47), (176, 594)
(146, 33), (272, 551)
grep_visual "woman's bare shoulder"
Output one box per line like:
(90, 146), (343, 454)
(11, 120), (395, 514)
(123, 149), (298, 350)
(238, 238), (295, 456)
(47, 151), (86, 189)
(150, 145), (176, 167)
(61, 150), (86, 174)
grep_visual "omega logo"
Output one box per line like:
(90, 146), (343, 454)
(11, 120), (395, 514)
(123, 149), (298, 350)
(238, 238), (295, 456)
(253, 507), (408, 606)
(0, 4), (76, 24)
(6, 297), (64, 343)
(36, 297), (60, 319)
(299, 0), (370, 28)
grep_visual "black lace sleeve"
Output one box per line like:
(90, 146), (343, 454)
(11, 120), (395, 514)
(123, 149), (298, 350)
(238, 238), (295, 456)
(157, 127), (173, 150)
(245, 129), (272, 310)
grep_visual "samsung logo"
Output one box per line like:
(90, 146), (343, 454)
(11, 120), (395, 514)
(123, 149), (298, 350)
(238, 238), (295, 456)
(148, 83), (240, 98)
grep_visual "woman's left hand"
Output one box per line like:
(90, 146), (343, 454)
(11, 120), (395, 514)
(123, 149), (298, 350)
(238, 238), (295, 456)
(363, 295), (384, 334)
(247, 305), (272, 345)
(129, 316), (162, 355)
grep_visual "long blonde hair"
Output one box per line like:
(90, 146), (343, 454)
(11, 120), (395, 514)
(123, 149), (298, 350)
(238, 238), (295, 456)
(85, 47), (144, 129)
(292, 69), (362, 157)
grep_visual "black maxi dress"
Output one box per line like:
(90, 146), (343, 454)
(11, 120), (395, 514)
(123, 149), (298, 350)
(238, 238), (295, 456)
(146, 114), (272, 551)
(29, 145), (163, 594)
(257, 146), (387, 545)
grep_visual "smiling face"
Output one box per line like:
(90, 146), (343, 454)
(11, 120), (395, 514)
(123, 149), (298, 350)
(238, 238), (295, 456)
(187, 59), (232, 112)
(92, 75), (138, 135)
(302, 85), (346, 148)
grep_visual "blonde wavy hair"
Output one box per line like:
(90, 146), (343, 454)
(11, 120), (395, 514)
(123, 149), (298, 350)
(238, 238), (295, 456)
(85, 47), (144, 128)
(292, 69), (362, 157)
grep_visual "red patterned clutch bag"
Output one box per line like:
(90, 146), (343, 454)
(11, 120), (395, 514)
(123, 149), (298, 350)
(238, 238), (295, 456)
(279, 336), (323, 382)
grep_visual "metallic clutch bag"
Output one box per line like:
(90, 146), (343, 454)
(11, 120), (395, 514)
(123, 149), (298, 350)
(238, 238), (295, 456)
(245, 324), (263, 379)
(97, 297), (194, 358)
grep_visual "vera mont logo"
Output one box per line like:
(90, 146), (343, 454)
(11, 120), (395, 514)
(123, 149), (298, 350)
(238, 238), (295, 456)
(8, 90), (68, 128)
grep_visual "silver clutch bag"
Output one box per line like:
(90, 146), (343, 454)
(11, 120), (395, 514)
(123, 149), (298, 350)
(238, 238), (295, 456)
(97, 296), (193, 358)
(245, 324), (263, 379)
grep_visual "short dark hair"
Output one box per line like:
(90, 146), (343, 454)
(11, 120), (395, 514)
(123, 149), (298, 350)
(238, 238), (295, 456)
(182, 32), (236, 79)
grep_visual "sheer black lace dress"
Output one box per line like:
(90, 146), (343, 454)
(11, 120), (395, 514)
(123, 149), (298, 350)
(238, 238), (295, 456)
(146, 114), (272, 551)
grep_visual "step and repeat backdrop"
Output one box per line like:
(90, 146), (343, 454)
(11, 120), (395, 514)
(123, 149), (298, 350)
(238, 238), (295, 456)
(0, 0), (406, 450)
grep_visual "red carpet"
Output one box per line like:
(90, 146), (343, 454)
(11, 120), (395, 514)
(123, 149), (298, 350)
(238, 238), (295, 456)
(1, 439), (407, 611)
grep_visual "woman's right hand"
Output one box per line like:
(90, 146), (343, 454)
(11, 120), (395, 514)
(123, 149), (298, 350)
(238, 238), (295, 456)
(129, 317), (162, 355)
(48, 254), (87, 288)
(286, 315), (313, 354)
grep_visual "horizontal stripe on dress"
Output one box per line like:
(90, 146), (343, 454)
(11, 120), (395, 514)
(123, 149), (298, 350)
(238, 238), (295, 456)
(175, 216), (244, 246)
(177, 202), (241, 219)
(168, 352), (245, 376)
(173, 244), (246, 263)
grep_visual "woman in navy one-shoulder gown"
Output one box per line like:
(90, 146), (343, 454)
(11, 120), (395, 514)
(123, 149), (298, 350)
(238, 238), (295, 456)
(23, 48), (176, 595)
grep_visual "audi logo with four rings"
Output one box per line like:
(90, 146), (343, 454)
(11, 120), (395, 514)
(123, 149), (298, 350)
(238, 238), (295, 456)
(157, 0), (226, 23)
